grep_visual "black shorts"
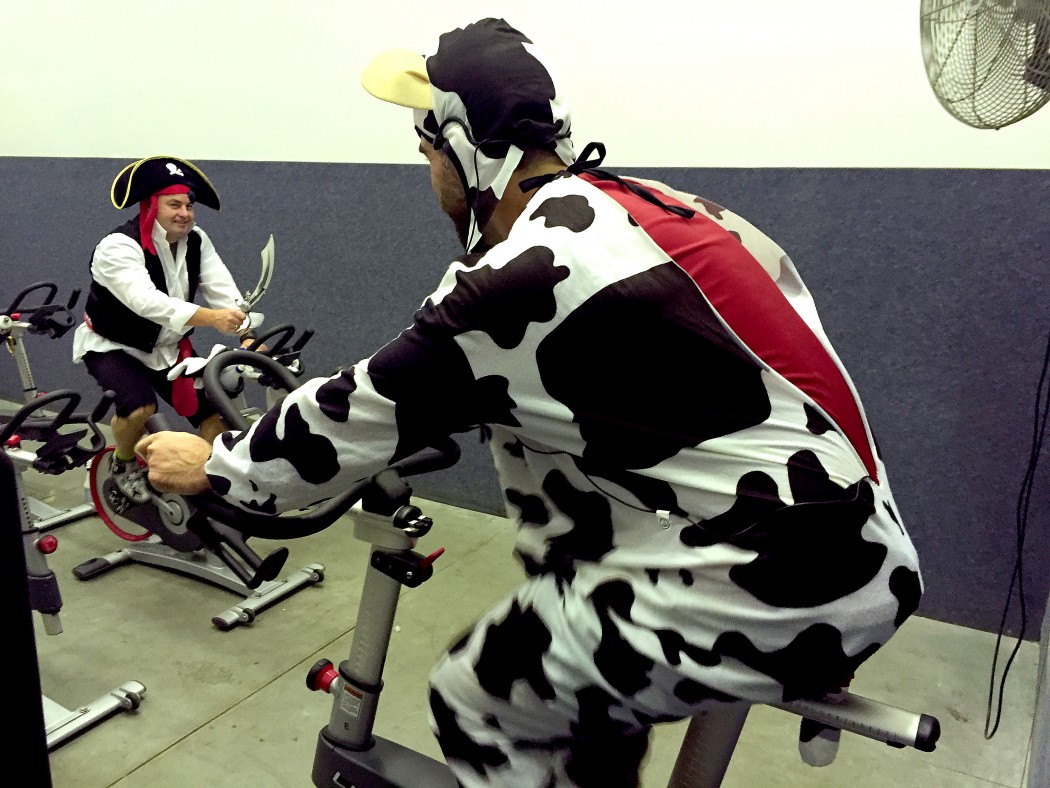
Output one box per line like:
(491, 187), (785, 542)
(82, 348), (218, 428)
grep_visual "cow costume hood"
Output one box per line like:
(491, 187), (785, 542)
(362, 18), (575, 251)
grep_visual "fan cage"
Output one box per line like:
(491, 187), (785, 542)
(921, 0), (1050, 129)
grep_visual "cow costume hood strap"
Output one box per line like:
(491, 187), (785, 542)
(363, 17), (575, 251)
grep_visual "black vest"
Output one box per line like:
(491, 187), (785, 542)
(85, 217), (202, 353)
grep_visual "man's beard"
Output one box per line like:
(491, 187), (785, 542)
(444, 197), (472, 251)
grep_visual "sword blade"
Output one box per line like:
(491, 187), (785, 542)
(241, 234), (275, 309)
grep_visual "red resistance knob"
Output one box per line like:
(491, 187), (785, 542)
(307, 659), (338, 692)
(36, 534), (59, 554)
(5, 434), (21, 448)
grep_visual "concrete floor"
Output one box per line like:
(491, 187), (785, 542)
(13, 441), (1041, 787)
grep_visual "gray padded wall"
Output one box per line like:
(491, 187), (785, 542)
(2, 157), (1047, 640)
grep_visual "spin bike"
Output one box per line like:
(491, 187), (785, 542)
(73, 324), (324, 631)
(2, 387), (147, 749)
(1, 281), (97, 530)
(174, 351), (941, 787)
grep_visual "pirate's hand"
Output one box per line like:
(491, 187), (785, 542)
(212, 307), (248, 334)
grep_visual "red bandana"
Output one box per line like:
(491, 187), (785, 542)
(171, 335), (199, 417)
(139, 184), (191, 254)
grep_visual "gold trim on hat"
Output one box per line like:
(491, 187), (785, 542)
(110, 155), (220, 209)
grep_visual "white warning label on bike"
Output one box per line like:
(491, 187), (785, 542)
(340, 685), (363, 719)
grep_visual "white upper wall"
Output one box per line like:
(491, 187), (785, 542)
(2, 0), (1048, 167)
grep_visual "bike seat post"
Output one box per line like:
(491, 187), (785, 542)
(2, 317), (37, 402)
(323, 502), (418, 750)
(667, 701), (751, 788)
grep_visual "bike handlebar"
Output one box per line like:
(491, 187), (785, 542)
(2, 282), (81, 340)
(0, 389), (114, 472)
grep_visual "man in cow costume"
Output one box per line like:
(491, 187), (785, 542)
(140, 18), (923, 787)
(74, 156), (256, 504)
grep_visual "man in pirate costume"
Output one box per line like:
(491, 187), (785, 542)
(139, 19), (923, 787)
(73, 156), (256, 504)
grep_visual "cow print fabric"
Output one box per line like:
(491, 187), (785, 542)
(205, 171), (922, 786)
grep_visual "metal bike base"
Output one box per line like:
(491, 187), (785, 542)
(43, 681), (147, 750)
(74, 536), (324, 630)
(313, 730), (459, 788)
(7, 445), (96, 532)
(28, 497), (96, 532)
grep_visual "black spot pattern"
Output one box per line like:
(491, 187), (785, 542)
(448, 628), (472, 656)
(653, 627), (720, 669)
(369, 317), (520, 460)
(681, 470), (785, 547)
(804, 403), (833, 435)
(366, 245), (574, 458)
(315, 368), (358, 422)
(573, 685), (631, 736)
(693, 196), (726, 219)
(236, 491), (279, 514)
(542, 470), (616, 563)
(537, 262), (769, 470)
(207, 472), (231, 496)
(727, 452), (886, 608)
(563, 685), (651, 786)
(574, 456), (688, 518)
(429, 687), (509, 776)
(246, 402), (340, 484)
(587, 581), (890, 704)
(529, 194), (596, 232)
(483, 714), (501, 729)
(505, 487), (551, 526)
(590, 581), (655, 697)
(680, 452), (888, 608)
(564, 727), (649, 788)
(473, 600), (556, 702)
(219, 430), (249, 450)
(889, 566), (922, 626)
(518, 553), (576, 584)
(426, 245), (569, 349)
(883, 501), (904, 534)
(502, 438), (526, 458)
(713, 623), (881, 702)
(728, 230), (742, 242)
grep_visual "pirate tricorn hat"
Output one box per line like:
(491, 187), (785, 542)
(110, 156), (221, 210)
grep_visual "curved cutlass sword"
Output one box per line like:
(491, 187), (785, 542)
(238, 234), (274, 333)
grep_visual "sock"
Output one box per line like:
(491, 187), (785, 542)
(112, 453), (135, 471)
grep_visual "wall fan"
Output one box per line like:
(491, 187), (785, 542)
(920, 0), (1050, 128)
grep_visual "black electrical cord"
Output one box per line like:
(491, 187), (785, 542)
(985, 328), (1050, 739)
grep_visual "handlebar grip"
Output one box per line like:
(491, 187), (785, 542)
(247, 323), (296, 355)
(146, 413), (176, 434)
(5, 281), (59, 314)
(0, 389), (80, 444)
(292, 329), (314, 351)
